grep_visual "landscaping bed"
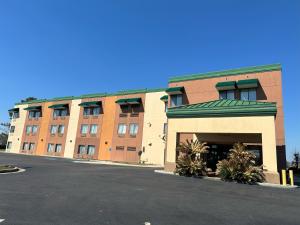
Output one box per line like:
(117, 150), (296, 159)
(0, 165), (19, 173)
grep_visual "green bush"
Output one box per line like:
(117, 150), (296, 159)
(175, 140), (209, 177)
(216, 143), (264, 184)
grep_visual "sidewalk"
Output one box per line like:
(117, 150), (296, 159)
(73, 160), (163, 168)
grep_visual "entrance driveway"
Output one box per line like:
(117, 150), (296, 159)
(0, 152), (299, 225)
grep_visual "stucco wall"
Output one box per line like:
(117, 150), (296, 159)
(64, 99), (81, 158)
(141, 92), (167, 166)
(6, 104), (28, 153)
(166, 116), (277, 172)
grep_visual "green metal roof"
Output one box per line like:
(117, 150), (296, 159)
(77, 93), (107, 99)
(237, 79), (259, 88)
(79, 101), (102, 107)
(160, 95), (168, 101)
(215, 81), (236, 90)
(8, 108), (19, 112)
(50, 96), (74, 101)
(24, 106), (42, 111)
(115, 97), (142, 105)
(169, 64), (281, 83)
(167, 99), (277, 118)
(48, 103), (69, 109)
(166, 86), (184, 93)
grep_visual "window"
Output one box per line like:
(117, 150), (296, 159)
(117, 124), (126, 136)
(7, 142), (12, 149)
(127, 146), (136, 151)
(164, 102), (168, 112)
(53, 109), (68, 117)
(78, 145), (86, 154)
(240, 88), (257, 101)
(29, 143), (35, 150)
(9, 126), (15, 133)
(26, 126), (32, 134)
(81, 124), (89, 134)
(116, 146), (124, 151)
(55, 144), (62, 153)
(50, 125), (57, 134)
(47, 143), (54, 153)
(90, 124), (98, 134)
(29, 111), (41, 118)
(22, 142), (29, 150)
(170, 94), (183, 107)
(13, 112), (20, 119)
(219, 90), (235, 100)
(92, 107), (100, 115)
(58, 125), (65, 135)
(163, 123), (168, 134)
(87, 145), (95, 155)
(32, 125), (38, 134)
(129, 124), (138, 136)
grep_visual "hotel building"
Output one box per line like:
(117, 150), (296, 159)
(6, 64), (285, 183)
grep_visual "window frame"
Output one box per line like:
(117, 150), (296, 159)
(117, 124), (127, 136)
(80, 124), (89, 135)
(129, 123), (138, 137)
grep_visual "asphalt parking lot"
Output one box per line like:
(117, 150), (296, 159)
(0, 152), (299, 225)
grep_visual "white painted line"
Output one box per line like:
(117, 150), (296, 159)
(0, 218), (5, 223)
(145, 222), (151, 225)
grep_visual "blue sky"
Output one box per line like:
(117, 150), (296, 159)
(0, 0), (299, 160)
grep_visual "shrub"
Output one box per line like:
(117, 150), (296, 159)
(216, 143), (264, 184)
(175, 140), (209, 177)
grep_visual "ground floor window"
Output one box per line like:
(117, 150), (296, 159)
(7, 142), (12, 149)
(55, 144), (62, 153)
(29, 143), (35, 151)
(47, 143), (55, 153)
(22, 142), (29, 150)
(78, 145), (86, 154)
(87, 145), (95, 155)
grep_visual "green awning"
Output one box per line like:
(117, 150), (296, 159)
(215, 81), (236, 91)
(115, 98), (142, 105)
(160, 95), (168, 101)
(24, 106), (42, 111)
(79, 101), (102, 107)
(8, 108), (19, 112)
(166, 86), (184, 94)
(167, 99), (277, 118)
(48, 104), (69, 109)
(237, 79), (259, 89)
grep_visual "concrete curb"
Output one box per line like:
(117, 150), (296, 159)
(0, 168), (26, 175)
(73, 160), (163, 168)
(154, 170), (299, 189)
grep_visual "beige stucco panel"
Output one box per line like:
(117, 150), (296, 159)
(64, 99), (81, 158)
(141, 92), (167, 166)
(6, 104), (28, 153)
(166, 116), (277, 172)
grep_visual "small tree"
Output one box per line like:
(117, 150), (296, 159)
(216, 143), (264, 184)
(175, 140), (209, 177)
(20, 97), (37, 103)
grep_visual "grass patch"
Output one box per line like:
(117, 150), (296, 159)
(0, 165), (19, 173)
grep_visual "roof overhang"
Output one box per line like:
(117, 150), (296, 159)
(24, 106), (42, 111)
(237, 79), (259, 89)
(8, 108), (19, 113)
(115, 98), (142, 105)
(160, 95), (168, 101)
(166, 86), (184, 95)
(48, 104), (69, 109)
(167, 99), (277, 118)
(216, 81), (236, 91)
(79, 101), (102, 107)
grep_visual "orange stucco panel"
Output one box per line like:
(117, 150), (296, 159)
(98, 95), (117, 160)
(36, 102), (51, 155)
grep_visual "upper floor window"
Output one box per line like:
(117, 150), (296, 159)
(81, 124), (89, 134)
(164, 102), (168, 112)
(129, 124), (138, 136)
(58, 125), (65, 135)
(29, 111), (41, 119)
(9, 126), (15, 133)
(26, 126), (32, 135)
(50, 125), (57, 134)
(10, 112), (19, 119)
(83, 107), (100, 116)
(219, 90), (235, 100)
(170, 94), (183, 107)
(163, 123), (168, 134)
(117, 124), (126, 136)
(240, 88), (256, 101)
(32, 125), (38, 134)
(90, 124), (98, 134)
(53, 109), (68, 118)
